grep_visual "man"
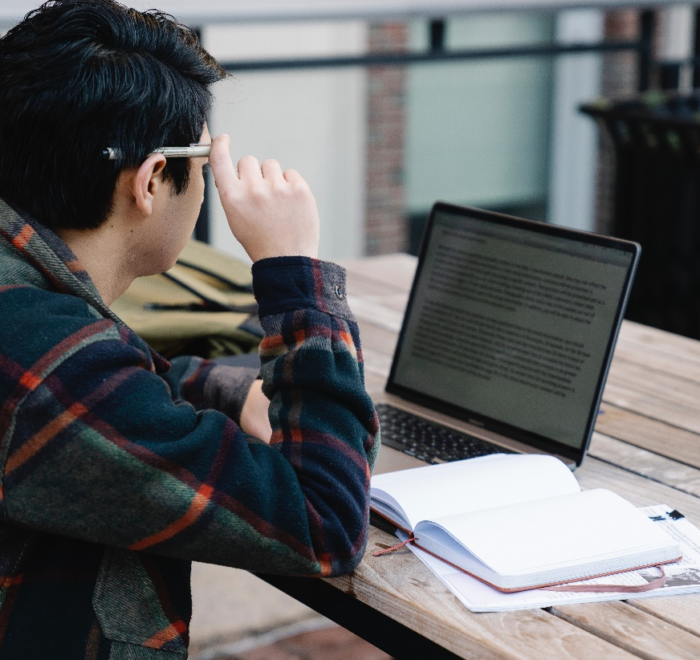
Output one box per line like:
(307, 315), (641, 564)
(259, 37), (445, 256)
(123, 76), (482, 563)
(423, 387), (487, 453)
(0, 0), (379, 656)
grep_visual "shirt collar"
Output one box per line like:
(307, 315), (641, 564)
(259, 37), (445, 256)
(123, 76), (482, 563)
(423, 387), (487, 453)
(0, 198), (170, 373)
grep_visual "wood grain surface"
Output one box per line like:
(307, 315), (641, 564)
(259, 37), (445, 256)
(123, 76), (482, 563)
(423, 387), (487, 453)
(551, 601), (700, 660)
(332, 255), (700, 658)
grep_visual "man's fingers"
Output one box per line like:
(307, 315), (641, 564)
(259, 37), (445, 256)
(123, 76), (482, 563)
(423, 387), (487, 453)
(261, 159), (284, 184)
(213, 149), (320, 261)
(283, 168), (303, 184)
(209, 134), (238, 188)
(237, 155), (263, 181)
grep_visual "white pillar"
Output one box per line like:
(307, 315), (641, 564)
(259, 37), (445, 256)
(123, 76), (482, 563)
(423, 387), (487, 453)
(547, 9), (603, 232)
(203, 21), (368, 263)
(658, 4), (694, 91)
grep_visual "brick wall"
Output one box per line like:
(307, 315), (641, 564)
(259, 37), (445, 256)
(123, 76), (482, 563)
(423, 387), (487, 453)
(365, 23), (408, 255)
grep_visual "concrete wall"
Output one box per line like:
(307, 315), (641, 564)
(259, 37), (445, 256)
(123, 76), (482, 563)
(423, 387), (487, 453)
(202, 21), (368, 263)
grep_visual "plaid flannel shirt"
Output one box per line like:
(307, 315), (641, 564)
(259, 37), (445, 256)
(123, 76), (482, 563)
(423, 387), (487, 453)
(0, 199), (379, 659)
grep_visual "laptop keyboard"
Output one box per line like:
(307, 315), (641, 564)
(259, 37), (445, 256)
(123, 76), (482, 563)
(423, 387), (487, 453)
(376, 403), (511, 464)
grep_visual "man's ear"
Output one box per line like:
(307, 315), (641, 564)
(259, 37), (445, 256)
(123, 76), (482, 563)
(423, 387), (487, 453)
(133, 154), (167, 217)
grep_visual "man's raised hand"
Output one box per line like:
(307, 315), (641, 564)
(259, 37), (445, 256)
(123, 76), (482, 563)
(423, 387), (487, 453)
(209, 134), (320, 262)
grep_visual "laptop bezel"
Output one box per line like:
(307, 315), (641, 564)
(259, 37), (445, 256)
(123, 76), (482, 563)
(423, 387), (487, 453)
(385, 202), (641, 467)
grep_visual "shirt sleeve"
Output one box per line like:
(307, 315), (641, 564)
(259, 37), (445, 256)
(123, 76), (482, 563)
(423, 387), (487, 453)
(162, 355), (260, 426)
(2, 257), (380, 577)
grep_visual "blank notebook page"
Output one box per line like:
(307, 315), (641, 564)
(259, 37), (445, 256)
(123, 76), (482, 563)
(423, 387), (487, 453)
(428, 489), (675, 575)
(370, 454), (580, 530)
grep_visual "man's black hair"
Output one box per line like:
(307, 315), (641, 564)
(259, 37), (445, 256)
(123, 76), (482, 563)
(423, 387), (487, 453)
(0, 0), (227, 230)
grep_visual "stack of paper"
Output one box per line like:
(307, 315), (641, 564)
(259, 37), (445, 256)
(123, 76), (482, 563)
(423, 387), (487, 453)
(401, 505), (700, 612)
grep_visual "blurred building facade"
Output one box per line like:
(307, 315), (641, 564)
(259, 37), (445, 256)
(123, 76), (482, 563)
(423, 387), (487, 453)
(199, 6), (694, 262)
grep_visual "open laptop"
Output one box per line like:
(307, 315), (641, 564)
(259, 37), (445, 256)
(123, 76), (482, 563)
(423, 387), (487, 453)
(372, 202), (640, 475)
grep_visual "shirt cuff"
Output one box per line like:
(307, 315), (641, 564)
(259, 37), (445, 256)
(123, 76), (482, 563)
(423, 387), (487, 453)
(202, 363), (260, 425)
(252, 256), (355, 323)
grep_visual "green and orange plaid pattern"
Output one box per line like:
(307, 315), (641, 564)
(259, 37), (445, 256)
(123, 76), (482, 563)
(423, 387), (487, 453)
(0, 199), (379, 658)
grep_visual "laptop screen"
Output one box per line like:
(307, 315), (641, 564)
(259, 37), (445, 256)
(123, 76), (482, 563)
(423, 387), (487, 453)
(388, 204), (639, 463)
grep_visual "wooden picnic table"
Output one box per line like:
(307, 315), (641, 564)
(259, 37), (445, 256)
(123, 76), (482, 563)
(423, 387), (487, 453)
(264, 253), (700, 660)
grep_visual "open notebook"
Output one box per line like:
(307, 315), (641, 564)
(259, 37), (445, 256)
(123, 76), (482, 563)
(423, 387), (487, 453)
(370, 454), (680, 592)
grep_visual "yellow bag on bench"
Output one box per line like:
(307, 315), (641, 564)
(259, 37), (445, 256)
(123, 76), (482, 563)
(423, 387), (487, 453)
(111, 240), (262, 359)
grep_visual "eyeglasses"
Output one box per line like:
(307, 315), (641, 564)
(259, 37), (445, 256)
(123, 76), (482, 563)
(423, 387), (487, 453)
(101, 143), (211, 161)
